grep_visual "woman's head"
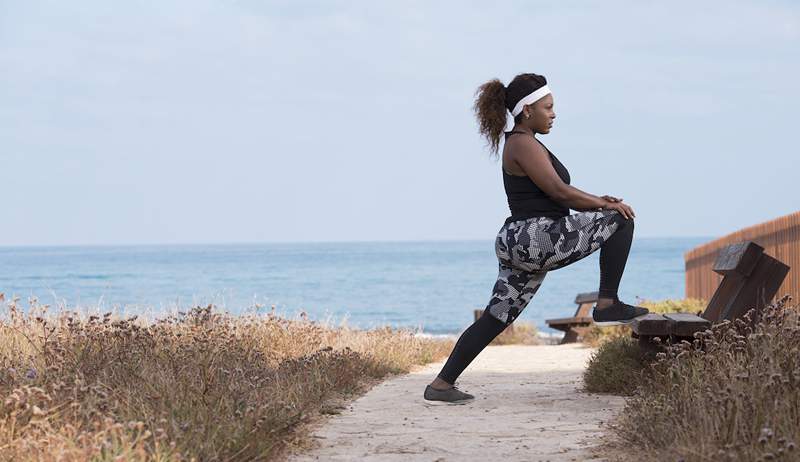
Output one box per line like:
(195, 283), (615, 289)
(473, 73), (556, 155)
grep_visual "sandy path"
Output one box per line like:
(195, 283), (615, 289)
(290, 344), (625, 462)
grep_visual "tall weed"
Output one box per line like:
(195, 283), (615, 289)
(0, 298), (453, 461)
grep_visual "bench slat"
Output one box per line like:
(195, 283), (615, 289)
(546, 316), (593, 326)
(631, 313), (671, 336)
(574, 291), (599, 305)
(663, 313), (711, 336)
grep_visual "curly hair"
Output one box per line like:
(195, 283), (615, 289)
(473, 73), (548, 157)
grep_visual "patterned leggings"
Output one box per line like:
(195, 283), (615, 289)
(435, 208), (633, 384)
(485, 209), (632, 325)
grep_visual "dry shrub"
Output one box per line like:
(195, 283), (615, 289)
(582, 336), (655, 395)
(0, 297), (453, 461)
(615, 295), (799, 461)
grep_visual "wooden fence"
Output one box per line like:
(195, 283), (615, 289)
(685, 210), (800, 303)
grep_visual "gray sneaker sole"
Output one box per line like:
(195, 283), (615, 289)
(423, 386), (475, 405)
(422, 397), (473, 406)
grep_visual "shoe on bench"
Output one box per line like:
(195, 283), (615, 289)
(423, 384), (474, 405)
(592, 298), (649, 326)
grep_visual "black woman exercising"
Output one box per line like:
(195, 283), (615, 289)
(424, 72), (649, 404)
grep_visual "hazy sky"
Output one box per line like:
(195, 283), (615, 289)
(2, 0), (798, 246)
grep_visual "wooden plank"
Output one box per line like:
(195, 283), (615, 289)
(574, 302), (594, 318)
(702, 274), (744, 322)
(712, 241), (764, 277)
(631, 313), (671, 336)
(546, 316), (593, 326)
(663, 313), (711, 337)
(560, 330), (580, 344)
(545, 292), (598, 336)
(574, 291), (599, 305)
(720, 254), (790, 321)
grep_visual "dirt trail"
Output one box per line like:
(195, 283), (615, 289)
(289, 344), (625, 462)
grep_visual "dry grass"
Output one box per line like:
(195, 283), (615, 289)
(0, 296), (453, 461)
(588, 295), (800, 461)
(582, 336), (654, 395)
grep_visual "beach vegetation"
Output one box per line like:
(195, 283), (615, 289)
(0, 297), (453, 461)
(586, 295), (800, 461)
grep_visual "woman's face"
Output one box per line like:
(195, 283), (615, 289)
(525, 94), (555, 134)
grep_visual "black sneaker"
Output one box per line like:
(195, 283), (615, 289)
(423, 384), (475, 405)
(592, 298), (649, 326)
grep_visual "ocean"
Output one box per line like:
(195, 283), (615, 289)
(0, 237), (709, 335)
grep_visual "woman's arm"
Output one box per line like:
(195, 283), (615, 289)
(511, 139), (635, 218)
(510, 137), (606, 210)
(550, 184), (610, 210)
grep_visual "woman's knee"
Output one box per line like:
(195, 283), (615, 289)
(609, 209), (634, 232)
(622, 215), (634, 232)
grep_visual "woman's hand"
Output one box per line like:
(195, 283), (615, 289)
(602, 200), (636, 219)
(601, 195), (623, 203)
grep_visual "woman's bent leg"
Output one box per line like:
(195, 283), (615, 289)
(598, 217), (634, 300)
(530, 209), (634, 303)
(525, 210), (644, 320)
(435, 264), (546, 385)
(534, 209), (633, 273)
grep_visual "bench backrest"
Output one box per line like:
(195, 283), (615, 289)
(573, 291), (598, 317)
(702, 241), (790, 323)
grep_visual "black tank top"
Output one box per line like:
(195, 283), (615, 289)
(502, 131), (571, 224)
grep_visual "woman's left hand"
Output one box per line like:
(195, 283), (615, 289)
(601, 195), (623, 203)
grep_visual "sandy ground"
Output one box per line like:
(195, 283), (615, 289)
(289, 344), (626, 462)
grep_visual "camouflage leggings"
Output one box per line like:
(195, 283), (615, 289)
(486, 209), (629, 324)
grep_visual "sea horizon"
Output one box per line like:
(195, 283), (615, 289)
(0, 236), (714, 335)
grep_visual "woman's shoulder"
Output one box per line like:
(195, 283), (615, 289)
(503, 132), (550, 159)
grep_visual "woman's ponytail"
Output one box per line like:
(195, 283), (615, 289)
(473, 79), (508, 157)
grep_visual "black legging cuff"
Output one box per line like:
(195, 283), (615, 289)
(436, 310), (507, 384)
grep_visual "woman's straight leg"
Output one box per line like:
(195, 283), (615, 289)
(435, 264), (546, 385)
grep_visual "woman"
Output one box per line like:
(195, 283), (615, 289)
(423, 73), (649, 404)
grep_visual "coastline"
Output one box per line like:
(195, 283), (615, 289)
(414, 330), (563, 344)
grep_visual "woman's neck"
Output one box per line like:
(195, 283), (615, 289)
(511, 125), (536, 137)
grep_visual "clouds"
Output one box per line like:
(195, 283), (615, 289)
(0, 1), (797, 245)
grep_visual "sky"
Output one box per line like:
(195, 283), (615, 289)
(1, 0), (798, 246)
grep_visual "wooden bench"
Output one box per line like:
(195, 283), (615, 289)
(632, 241), (790, 345)
(545, 291), (599, 344)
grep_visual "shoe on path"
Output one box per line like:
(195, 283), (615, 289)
(423, 384), (474, 405)
(592, 299), (649, 326)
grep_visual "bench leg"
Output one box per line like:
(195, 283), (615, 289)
(637, 335), (666, 353)
(560, 329), (580, 344)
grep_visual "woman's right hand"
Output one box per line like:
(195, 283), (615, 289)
(602, 200), (636, 219)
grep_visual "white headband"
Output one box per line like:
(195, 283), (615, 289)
(510, 84), (551, 117)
